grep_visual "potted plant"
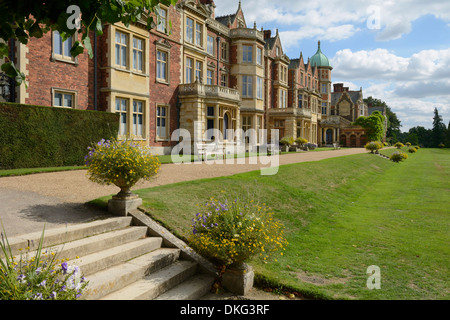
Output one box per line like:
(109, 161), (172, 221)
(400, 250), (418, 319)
(280, 136), (294, 152)
(85, 138), (161, 215)
(188, 196), (287, 295)
(295, 137), (308, 151)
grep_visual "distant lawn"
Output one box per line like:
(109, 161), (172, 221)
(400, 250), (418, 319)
(92, 147), (449, 299)
(0, 166), (85, 177)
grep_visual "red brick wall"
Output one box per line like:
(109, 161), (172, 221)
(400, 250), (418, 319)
(25, 31), (92, 110)
(148, 6), (182, 148)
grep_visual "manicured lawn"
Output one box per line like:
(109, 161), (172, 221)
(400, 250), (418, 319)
(0, 166), (85, 177)
(93, 148), (450, 299)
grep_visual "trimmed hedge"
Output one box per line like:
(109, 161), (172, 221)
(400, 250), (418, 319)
(0, 102), (119, 169)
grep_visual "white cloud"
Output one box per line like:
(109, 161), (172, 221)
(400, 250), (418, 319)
(214, 0), (450, 43)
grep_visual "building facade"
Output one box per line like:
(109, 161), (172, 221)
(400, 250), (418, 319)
(2, 0), (370, 154)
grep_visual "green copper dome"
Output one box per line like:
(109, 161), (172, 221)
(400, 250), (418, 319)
(310, 40), (331, 67)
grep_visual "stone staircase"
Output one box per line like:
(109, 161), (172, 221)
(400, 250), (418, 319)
(5, 212), (218, 300)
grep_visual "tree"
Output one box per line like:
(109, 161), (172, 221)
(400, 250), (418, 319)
(408, 126), (432, 147)
(353, 110), (386, 142)
(0, 0), (177, 84)
(432, 108), (446, 147)
(364, 96), (402, 143)
(446, 120), (450, 148)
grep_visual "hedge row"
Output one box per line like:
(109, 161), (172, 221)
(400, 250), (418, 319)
(0, 102), (119, 169)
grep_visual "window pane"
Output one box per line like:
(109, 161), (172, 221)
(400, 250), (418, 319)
(121, 46), (127, 67)
(63, 94), (72, 107)
(115, 44), (120, 65)
(54, 93), (62, 106)
(53, 32), (62, 55)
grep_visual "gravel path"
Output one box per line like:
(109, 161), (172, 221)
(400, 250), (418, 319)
(0, 148), (367, 236)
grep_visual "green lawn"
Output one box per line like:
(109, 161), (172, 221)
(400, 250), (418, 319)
(90, 148), (450, 299)
(0, 166), (85, 177)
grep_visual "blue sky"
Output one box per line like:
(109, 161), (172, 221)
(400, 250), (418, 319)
(214, 0), (450, 131)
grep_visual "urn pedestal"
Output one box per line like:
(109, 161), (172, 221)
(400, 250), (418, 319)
(221, 262), (254, 296)
(108, 183), (142, 216)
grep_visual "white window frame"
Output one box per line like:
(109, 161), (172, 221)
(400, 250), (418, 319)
(115, 97), (128, 136)
(185, 57), (193, 83)
(207, 69), (214, 85)
(115, 31), (128, 68)
(257, 77), (263, 100)
(156, 105), (169, 140)
(52, 89), (76, 108)
(207, 35), (214, 55)
(186, 17), (194, 43)
(132, 100), (145, 137)
(257, 47), (262, 65)
(132, 37), (144, 72)
(242, 75), (253, 98)
(157, 6), (168, 33)
(243, 45), (253, 63)
(52, 31), (76, 63)
(156, 49), (168, 83)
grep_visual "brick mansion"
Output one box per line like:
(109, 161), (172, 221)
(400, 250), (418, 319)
(0, 0), (373, 154)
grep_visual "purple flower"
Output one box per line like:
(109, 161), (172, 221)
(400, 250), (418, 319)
(61, 262), (68, 274)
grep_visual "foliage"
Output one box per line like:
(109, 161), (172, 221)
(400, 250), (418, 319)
(353, 111), (386, 142)
(280, 137), (294, 146)
(405, 142), (411, 146)
(432, 108), (446, 148)
(0, 0), (178, 82)
(408, 147), (417, 153)
(295, 138), (308, 146)
(188, 196), (288, 267)
(0, 102), (119, 169)
(305, 143), (317, 150)
(85, 138), (160, 188)
(365, 141), (383, 153)
(0, 227), (88, 300)
(364, 96), (401, 142)
(438, 143), (445, 148)
(394, 142), (404, 149)
(390, 151), (408, 163)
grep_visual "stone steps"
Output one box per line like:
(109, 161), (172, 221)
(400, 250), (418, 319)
(7, 216), (216, 300)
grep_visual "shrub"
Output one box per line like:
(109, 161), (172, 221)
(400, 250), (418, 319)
(280, 137), (294, 146)
(405, 142), (411, 147)
(305, 143), (317, 150)
(0, 227), (88, 300)
(188, 197), (288, 267)
(295, 138), (308, 146)
(390, 151), (408, 163)
(394, 142), (404, 149)
(408, 147), (417, 153)
(0, 102), (119, 169)
(365, 141), (383, 153)
(438, 143), (445, 148)
(85, 139), (160, 196)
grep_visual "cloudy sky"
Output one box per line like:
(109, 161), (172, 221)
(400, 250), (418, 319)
(214, 0), (450, 131)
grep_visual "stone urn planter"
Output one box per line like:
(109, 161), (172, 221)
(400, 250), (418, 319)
(220, 262), (254, 296)
(108, 179), (142, 216)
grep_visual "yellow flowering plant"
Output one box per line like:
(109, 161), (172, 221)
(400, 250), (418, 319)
(85, 138), (160, 197)
(188, 197), (288, 268)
